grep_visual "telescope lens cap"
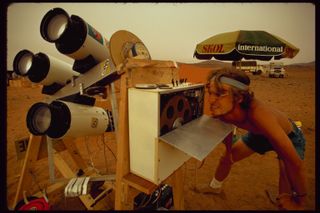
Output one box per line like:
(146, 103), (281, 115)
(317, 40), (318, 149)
(41, 8), (69, 42)
(27, 102), (51, 135)
(47, 14), (68, 41)
(13, 50), (33, 76)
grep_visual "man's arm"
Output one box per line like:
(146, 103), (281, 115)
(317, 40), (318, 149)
(249, 107), (307, 207)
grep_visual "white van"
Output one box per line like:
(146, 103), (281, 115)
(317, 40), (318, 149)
(268, 62), (286, 78)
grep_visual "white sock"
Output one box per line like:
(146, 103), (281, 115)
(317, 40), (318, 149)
(210, 177), (223, 189)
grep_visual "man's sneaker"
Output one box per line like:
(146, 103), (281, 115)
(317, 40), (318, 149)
(194, 178), (223, 194)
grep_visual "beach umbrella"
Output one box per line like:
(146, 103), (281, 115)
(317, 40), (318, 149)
(193, 30), (299, 61)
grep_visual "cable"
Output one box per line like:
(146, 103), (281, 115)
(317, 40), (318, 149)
(84, 136), (100, 175)
(136, 194), (149, 209)
(28, 169), (43, 193)
(141, 186), (162, 208)
(141, 194), (153, 208)
(101, 134), (109, 174)
(101, 135), (117, 161)
(151, 187), (162, 204)
(197, 159), (206, 169)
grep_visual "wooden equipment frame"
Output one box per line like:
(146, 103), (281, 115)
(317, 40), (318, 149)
(12, 135), (113, 210)
(12, 58), (186, 210)
(114, 58), (185, 210)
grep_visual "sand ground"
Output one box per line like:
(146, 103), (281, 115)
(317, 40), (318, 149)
(6, 63), (315, 210)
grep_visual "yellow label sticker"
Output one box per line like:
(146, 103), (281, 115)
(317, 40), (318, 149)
(100, 60), (111, 75)
(91, 117), (98, 128)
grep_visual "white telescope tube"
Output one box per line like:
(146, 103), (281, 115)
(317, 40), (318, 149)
(26, 100), (110, 139)
(13, 49), (79, 86)
(40, 7), (109, 62)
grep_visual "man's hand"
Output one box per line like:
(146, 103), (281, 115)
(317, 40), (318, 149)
(277, 193), (304, 210)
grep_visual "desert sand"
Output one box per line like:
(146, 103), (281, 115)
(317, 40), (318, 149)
(6, 62), (315, 210)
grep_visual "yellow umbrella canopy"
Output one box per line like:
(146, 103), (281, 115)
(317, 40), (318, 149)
(194, 30), (299, 61)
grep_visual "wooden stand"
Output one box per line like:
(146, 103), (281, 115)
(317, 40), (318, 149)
(114, 58), (185, 210)
(13, 58), (186, 210)
(12, 135), (112, 210)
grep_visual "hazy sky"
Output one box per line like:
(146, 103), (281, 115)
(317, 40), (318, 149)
(6, 3), (315, 70)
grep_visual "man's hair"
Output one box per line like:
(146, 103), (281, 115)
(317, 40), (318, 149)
(207, 67), (254, 109)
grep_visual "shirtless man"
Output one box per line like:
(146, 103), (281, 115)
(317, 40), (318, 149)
(204, 67), (307, 210)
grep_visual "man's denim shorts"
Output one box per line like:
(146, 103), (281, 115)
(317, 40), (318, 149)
(241, 120), (306, 159)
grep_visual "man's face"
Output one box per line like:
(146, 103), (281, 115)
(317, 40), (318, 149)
(207, 81), (234, 118)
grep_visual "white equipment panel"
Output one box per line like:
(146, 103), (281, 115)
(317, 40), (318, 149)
(128, 84), (232, 184)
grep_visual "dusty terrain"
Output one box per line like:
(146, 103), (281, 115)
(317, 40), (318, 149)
(6, 62), (315, 210)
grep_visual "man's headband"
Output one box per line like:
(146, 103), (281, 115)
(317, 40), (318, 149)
(211, 76), (249, 91)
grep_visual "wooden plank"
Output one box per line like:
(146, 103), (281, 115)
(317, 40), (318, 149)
(117, 58), (179, 87)
(122, 173), (157, 195)
(13, 135), (43, 208)
(163, 164), (185, 210)
(33, 182), (65, 204)
(172, 166), (185, 210)
(53, 152), (108, 210)
(53, 149), (102, 178)
(63, 137), (87, 170)
(125, 58), (178, 69)
(114, 73), (130, 210)
(127, 67), (178, 88)
(117, 58), (178, 75)
(37, 138), (66, 160)
(53, 152), (77, 178)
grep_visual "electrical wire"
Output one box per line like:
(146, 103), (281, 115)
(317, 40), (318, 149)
(197, 159), (206, 169)
(84, 136), (100, 175)
(136, 194), (148, 209)
(101, 134), (109, 174)
(28, 169), (43, 193)
(151, 187), (162, 204)
(140, 186), (162, 208)
(141, 194), (153, 208)
(101, 135), (117, 161)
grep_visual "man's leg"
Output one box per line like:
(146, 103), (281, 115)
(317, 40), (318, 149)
(214, 140), (255, 181)
(196, 140), (254, 193)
